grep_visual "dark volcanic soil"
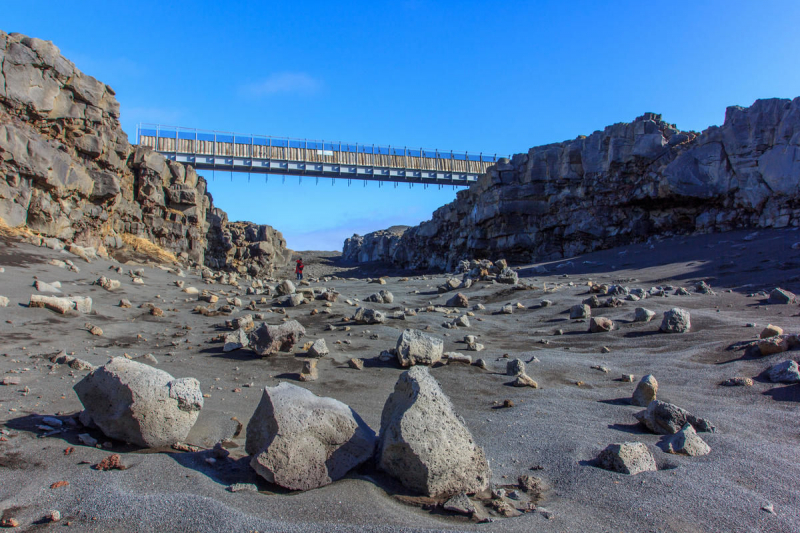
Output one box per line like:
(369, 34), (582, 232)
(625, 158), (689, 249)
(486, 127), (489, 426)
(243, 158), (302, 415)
(0, 227), (799, 532)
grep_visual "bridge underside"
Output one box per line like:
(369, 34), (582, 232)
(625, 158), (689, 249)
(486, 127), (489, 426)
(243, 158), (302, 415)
(162, 153), (482, 186)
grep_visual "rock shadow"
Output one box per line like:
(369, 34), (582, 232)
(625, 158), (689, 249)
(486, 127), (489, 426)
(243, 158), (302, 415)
(607, 422), (649, 435)
(762, 383), (800, 402)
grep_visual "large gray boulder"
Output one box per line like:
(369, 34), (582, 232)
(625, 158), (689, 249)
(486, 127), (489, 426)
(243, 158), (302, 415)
(377, 367), (491, 497)
(74, 358), (203, 447)
(635, 400), (715, 434)
(396, 329), (444, 367)
(245, 383), (376, 491)
(249, 320), (306, 356)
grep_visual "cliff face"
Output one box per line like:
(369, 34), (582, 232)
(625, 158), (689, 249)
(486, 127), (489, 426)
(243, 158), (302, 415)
(343, 100), (800, 270)
(0, 31), (288, 273)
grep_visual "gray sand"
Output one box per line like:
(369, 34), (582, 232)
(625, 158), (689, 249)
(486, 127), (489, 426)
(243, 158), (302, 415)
(1, 227), (798, 532)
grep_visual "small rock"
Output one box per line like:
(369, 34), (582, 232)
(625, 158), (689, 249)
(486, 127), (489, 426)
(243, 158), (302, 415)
(760, 324), (783, 339)
(506, 359), (525, 376)
(78, 433), (98, 447)
(589, 317), (613, 333)
(119, 299), (132, 308)
(307, 339), (329, 358)
(635, 400), (715, 434)
(633, 307), (656, 323)
(720, 377), (753, 387)
(596, 442), (657, 475)
(569, 304), (590, 320)
(621, 374), (635, 383)
(631, 374), (658, 407)
(94, 454), (126, 471)
(227, 483), (258, 493)
(446, 293), (469, 308)
(512, 373), (539, 388)
(348, 358), (364, 370)
(45, 510), (61, 523)
(660, 308), (691, 333)
(299, 359), (319, 382)
(768, 288), (797, 304)
(501, 304), (513, 314)
(768, 360), (800, 383)
(661, 423), (711, 456)
(443, 492), (475, 515)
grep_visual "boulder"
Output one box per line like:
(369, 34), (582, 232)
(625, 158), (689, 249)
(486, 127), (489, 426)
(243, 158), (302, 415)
(583, 295), (601, 308)
(307, 339), (329, 358)
(633, 308), (656, 322)
(596, 442), (657, 475)
(299, 359), (318, 382)
(768, 288), (796, 304)
(249, 320), (306, 356)
(245, 383), (377, 490)
(377, 366), (491, 497)
(446, 293), (469, 308)
(589, 317), (614, 333)
(660, 308), (691, 333)
(635, 400), (715, 434)
(570, 304), (591, 319)
(758, 336), (790, 356)
(223, 329), (248, 352)
(631, 374), (658, 407)
(352, 307), (386, 324)
(661, 423), (711, 456)
(276, 280), (296, 296)
(396, 329), (444, 367)
(768, 360), (800, 383)
(281, 293), (305, 307)
(497, 267), (518, 285)
(73, 358), (202, 447)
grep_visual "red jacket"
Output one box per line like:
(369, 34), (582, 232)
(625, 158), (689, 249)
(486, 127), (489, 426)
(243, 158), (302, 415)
(295, 261), (304, 273)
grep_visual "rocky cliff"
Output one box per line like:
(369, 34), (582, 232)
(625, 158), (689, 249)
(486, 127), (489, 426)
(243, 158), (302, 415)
(343, 100), (800, 270)
(0, 31), (288, 273)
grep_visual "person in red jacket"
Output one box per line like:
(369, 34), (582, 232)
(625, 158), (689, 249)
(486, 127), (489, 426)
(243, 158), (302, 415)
(295, 258), (304, 281)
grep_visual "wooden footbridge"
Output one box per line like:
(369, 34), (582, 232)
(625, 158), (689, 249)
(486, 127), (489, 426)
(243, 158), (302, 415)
(137, 124), (503, 186)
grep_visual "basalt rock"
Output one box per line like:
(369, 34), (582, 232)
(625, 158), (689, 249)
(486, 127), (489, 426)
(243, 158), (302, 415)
(343, 100), (800, 270)
(0, 31), (288, 274)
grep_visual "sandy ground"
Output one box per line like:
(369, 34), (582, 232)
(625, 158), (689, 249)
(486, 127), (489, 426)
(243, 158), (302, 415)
(0, 227), (799, 532)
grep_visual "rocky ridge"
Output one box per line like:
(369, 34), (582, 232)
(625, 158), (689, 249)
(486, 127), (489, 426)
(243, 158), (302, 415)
(344, 101), (800, 269)
(0, 31), (287, 274)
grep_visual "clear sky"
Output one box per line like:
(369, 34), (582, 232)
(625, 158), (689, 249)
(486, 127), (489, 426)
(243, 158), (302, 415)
(5, 1), (800, 250)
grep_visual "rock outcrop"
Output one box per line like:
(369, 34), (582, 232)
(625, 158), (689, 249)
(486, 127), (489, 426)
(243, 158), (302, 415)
(344, 100), (800, 269)
(0, 31), (287, 274)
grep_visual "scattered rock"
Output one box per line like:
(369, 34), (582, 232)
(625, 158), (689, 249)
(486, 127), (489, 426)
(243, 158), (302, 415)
(720, 377), (754, 387)
(307, 339), (329, 358)
(442, 492), (476, 516)
(506, 359), (525, 376)
(299, 359), (318, 382)
(74, 358), (203, 447)
(276, 280), (296, 296)
(768, 360), (800, 383)
(245, 382), (377, 490)
(596, 442), (657, 475)
(661, 423), (711, 456)
(760, 324), (784, 339)
(635, 400), (715, 434)
(512, 374), (539, 388)
(768, 288), (796, 304)
(446, 293), (469, 308)
(589, 317), (613, 333)
(249, 320), (306, 356)
(223, 329), (249, 352)
(352, 307), (386, 324)
(94, 453), (126, 470)
(660, 308), (691, 333)
(633, 307), (656, 323)
(396, 329), (444, 367)
(348, 358), (364, 370)
(377, 367), (491, 497)
(631, 374), (658, 407)
(569, 304), (590, 319)
(44, 510), (61, 523)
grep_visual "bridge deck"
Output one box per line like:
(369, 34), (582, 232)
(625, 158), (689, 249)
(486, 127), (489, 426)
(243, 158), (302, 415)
(138, 125), (500, 186)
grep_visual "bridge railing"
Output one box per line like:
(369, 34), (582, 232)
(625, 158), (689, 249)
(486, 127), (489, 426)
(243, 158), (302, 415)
(137, 124), (501, 175)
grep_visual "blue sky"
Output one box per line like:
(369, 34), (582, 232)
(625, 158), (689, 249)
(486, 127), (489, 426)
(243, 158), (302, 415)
(6, 1), (800, 250)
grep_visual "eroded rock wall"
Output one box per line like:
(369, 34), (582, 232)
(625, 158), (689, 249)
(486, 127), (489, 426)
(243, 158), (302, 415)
(0, 31), (288, 273)
(344, 100), (800, 269)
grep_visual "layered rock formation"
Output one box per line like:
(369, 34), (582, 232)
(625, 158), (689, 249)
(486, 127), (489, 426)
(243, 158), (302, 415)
(0, 31), (287, 273)
(344, 100), (800, 269)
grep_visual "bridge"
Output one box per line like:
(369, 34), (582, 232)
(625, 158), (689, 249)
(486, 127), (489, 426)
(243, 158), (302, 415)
(137, 124), (503, 187)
